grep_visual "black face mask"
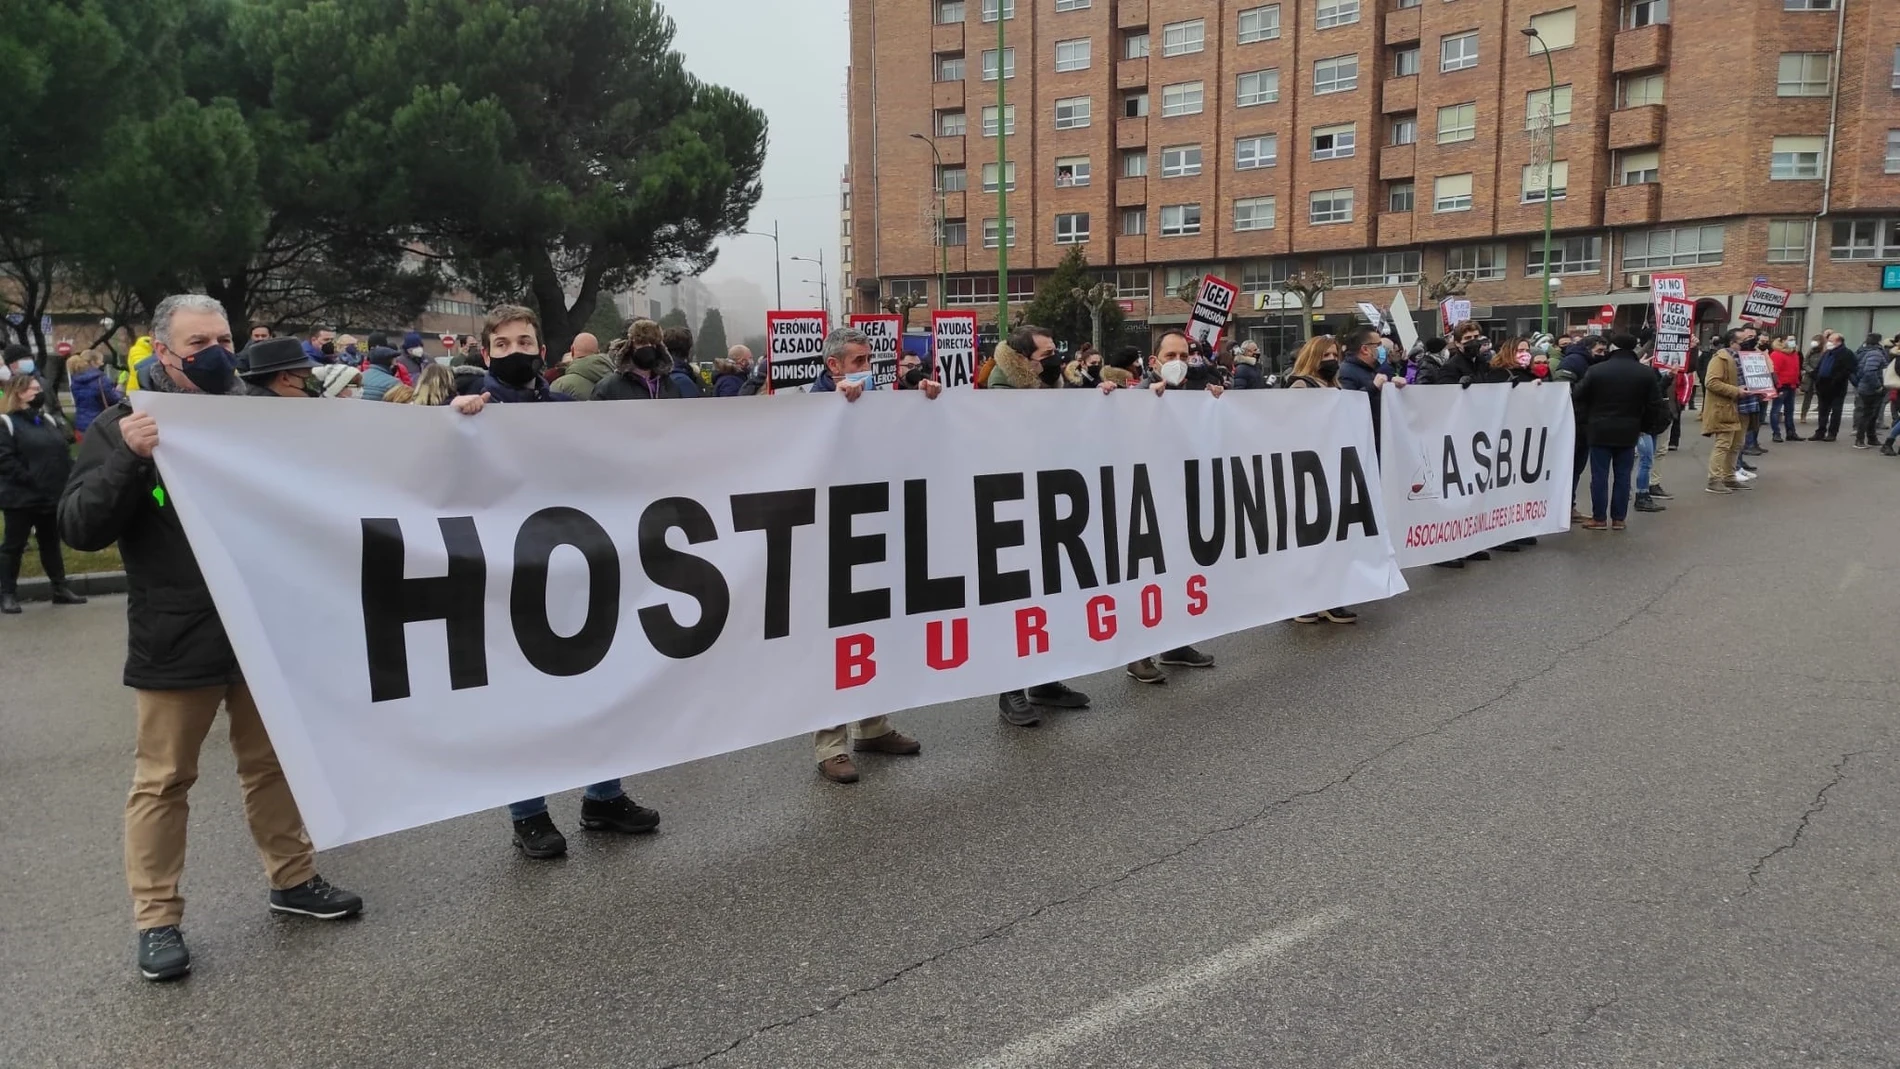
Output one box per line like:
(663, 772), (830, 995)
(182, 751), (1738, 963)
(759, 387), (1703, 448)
(902, 367), (928, 389)
(182, 345), (233, 395)
(320, 341), (336, 357)
(490, 351), (540, 388)
(1462, 341), (1484, 361)
(629, 345), (670, 373)
(1038, 354), (1063, 382)
(26, 393), (44, 410)
(1318, 358), (1341, 380)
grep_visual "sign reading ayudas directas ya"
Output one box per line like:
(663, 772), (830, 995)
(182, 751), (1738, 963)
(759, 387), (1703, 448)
(136, 389), (1407, 848)
(1378, 383), (1576, 568)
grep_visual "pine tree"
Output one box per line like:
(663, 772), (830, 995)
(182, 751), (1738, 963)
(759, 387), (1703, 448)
(697, 308), (729, 363)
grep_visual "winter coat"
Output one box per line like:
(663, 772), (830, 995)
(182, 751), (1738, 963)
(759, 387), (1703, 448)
(0, 406), (73, 510)
(592, 366), (682, 401)
(1769, 348), (1802, 390)
(359, 357), (404, 402)
(478, 372), (573, 404)
(1814, 343), (1854, 388)
(983, 341), (1051, 390)
(670, 358), (705, 399)
(710, 360), (747, 398)
(1230, 355), (1266, 390)
(550, 352), (616, 400)
(1700, 348), (1744, 435)
(394, 350), (431, 384)
(59, 374), (241, 690)
(1334, 356), (1388, 445)
(70, 367), (123, 432)
(1425, 345), (1489, 386)
(1853, 345), (1890, 395)
(1572, 349), (1660, 449)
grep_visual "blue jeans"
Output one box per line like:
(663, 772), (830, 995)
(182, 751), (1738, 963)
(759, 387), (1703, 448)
(1635, 434), (1655, 494)
(1770, 386), (1797, 439)
(1887, 419), (1900, 446)
(1589, 444), (1636, 522)
(508, 780), (623, 821)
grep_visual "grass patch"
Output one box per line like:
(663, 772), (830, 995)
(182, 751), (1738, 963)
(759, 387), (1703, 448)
(20, 543), (122, 580)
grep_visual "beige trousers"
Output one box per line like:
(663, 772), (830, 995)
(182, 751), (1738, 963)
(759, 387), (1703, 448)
(1707, 428), (1746, 483)
(813, 717), (893, 761)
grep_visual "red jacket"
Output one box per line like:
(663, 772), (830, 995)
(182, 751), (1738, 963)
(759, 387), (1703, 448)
(1770, 348), (1801, 389)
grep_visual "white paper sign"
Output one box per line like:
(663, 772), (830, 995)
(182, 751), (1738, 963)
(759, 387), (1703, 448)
(1441, 298), (1472, 330)
(1389, 290), (1419, 354)
(766, 310), (830, 394)
(848, 314), (902, 389)
(1187, 274), (1239, 350)
(1379, 383), (1576, 568)
(932, 311), (978, 388)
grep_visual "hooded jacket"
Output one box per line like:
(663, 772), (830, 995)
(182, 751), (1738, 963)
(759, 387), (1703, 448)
(551, 351), (615, 399)
(122, 336), (155, 395)
(70, 366), (123, 432)
(984, 341), (1054, 390)
(710, 360), (746, 398)
(593, 364), (682, 401)
(1853, 343), (1890, 394)
(0, 404), (73, 510)
(359, 348), (403, 401)
(1230, 353), (1266, 390)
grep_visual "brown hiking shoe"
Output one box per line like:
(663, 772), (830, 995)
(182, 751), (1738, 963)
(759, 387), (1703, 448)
(854, 730), (921, 756)
(818, 754), (860, 783)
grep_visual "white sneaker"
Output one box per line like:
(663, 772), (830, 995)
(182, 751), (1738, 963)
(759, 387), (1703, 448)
(1735, 467), (1757, 482)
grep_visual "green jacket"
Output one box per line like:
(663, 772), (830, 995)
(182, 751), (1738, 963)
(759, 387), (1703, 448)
(550, 352), (615, 399)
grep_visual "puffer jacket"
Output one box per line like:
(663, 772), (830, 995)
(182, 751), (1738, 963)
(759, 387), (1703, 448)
(551, 351), (616, 399)
(983, 341), (1051, 389)
(1230, 354), (1266, 390)
(1853, 345), (1890, 394)
(70, 366), (123, 432)
(0, 405), (73, 510)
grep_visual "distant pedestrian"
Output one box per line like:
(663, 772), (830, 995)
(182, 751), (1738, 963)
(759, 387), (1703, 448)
(1230, 340), (1266, 389)
(68, 348), (124, 437)
(0, 374), (83, 612)
(1573, 334), (1660, 530)
(1852, 332), (1889, 448)
(1768, 336), (1802, 442)
(1812, 330), (1853, 441)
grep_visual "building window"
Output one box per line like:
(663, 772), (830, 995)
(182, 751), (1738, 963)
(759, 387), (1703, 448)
(1055, 213), (1091, 244)
(1122, 207), (1147, 235)
(944, 274), (1037, 305)
(936, 0), (965, 24)
(1829, 218), (1900, 260)
(981, 217), (1018, 248)
(935, 53), (965, 82)
(1526, 85), (1573, 128)
(1235, 134), (1278, 170)
(1387, 180), (1415, 212)
(1615, 149), (1660, 185)
(1436, 102), (1476, 143)
(1055, 96), (1092, 129)
(1622, 225), (1725, 269)
(1434, 173), (1473, 212)
(1314, 54), (1359, 94)
(1056, 38), (1092, 72)
(1162, 265), (1215, 295)
(981, 48), (1016, 80)
(1055, 0), (1090, 9)
(1237, 69), (1280, 106)
(1447, 243), (1507, 280)
(939, 165), (967, 192)
(1390, 114), (1417, 145)
(1893, 45), (1900, 89)
(980, 0), (1014, 22)
(1162, 19), (1206, 56)
(1234, 196), (1277, 231)
(1618, 73), (1664, 108)
(1316, 0), (1360, 29)
(1124, 91), (1150, 117)
(1522, 161), (1568, 202)
(1527, 8), (1576, 50)
(938, 110), (967, 137)
(1766, 219), (1809, 263)
(1526, 235), (1602, 275)
(1161, 81), (1205, 117)
(1887, 130), (1900, 174)
(1770, 136), (1825, 180)
(1310, 188), (1354, 225)
(1622, 0), (1667, 27)
(1323, 251), (1422, 287)
(1441, 31), (1479, 73)
(1055, 156), (1091, 187)
(980, 104), (1015, 137)
(1124, 31), (1150, 59)
(980, 161), (1017, 192)
(1312, 123), (1356, 160)
(1240, 260), (1290, 293)
(889, 278), (929, 303)
(1115, 269), (1152, 298)
(1395, 0), (1420, 7)
(1122, 149), (1148, 177)
(1160, 144), (1203, 178)
(1159, 203), (1203, 236)
(1238, 5), (1281, 44)
(1782, 0), (1835, 9)
(1777, 53), (1832, 96)
(942, 220), (968, 247)
(1393, 46), (1420, 77)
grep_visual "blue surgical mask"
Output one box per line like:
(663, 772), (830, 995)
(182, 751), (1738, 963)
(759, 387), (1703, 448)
(13, 359), (34, 376)
(1375, 345), (1389, 366)
(844, 370), (876, 390)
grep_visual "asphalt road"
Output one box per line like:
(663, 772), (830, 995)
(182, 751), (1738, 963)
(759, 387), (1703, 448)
(5, 422), (1898, 1069)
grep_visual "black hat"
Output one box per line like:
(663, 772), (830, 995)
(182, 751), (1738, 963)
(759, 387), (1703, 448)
(241, 337), (316, 378)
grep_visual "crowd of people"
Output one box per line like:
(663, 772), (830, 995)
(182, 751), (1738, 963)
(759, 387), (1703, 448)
(3, 286), (1897, 983)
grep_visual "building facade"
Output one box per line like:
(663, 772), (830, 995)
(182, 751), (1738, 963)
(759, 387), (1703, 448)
(847, 0), (1900, 357)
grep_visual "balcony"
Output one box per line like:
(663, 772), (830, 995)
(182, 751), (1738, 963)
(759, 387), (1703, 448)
(937, 137), (966, 166)
(1378, 211), (1415, 247)
(932, 20), (963, 54)
(1118, 0), (1148, 30)
(1384, 7), (1420, 45)
(1381, 77), (1416, 114)
(1117, 118), (1147, 150)
(933, 80), (964, 112)
(1115, 235), (1148, 264)
(1612, 23), (1668, 73)
(1118, 57), (1148, 90)
(1379, 143), (1415, 181)
(1607, 104), (1664, 150)
(1603, 182), (1661, 227)
(1116, 176), (1147, 206)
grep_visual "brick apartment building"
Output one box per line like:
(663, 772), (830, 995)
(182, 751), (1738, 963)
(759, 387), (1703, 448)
(845, 0), (1900, 359)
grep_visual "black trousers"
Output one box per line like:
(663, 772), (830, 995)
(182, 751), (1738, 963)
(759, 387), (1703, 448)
(1815, 384), (1849, 439)
(0, 507), (62, 589)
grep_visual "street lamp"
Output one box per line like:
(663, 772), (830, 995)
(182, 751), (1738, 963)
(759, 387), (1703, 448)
(1522, 26), (1558, 338)
(910, 132), (948, 316)
(791, 251), (829, 319)
(741, 221), (783, 309)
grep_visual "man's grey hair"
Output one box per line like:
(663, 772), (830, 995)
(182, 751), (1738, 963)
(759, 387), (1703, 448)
(823, 326), (871, 360)
(151, 294), (228, 349)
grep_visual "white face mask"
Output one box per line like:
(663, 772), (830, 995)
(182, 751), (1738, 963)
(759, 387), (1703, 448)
(1159, 359), (1188, 387)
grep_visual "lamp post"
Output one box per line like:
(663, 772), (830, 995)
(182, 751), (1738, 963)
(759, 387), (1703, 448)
(910, 132), (948, 316)
(1522, 26), (1557, 337)
(742, 221), (783, 309)
(791, 252), (829, 319)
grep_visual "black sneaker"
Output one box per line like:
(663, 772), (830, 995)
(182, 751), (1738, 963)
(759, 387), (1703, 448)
(1466, 551), (1492, 562)
(1432, 559), (1466, 570)
(578, 794), (660, 835)
(1320, 607), (1359, 624)
(997, 690), (1041, 726)
(1648, 485), (1673, 500)
(1633, 494), (1665, 513)
(137, 926), (191, 982)
(1125, 658), (1167, 684)
(1025, 681), (1090, 709)
(511, 812), (568, 859)
(1493, 542), (1522, 552)
(1158, 645), (1214, 668)
(268, 874), (363, 920)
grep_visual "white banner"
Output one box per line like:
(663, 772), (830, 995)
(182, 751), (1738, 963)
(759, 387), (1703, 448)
(136, 389), (1408, 848)
(1378, 383), (1575, 568)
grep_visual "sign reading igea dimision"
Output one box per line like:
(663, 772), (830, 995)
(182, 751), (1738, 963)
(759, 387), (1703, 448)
(766, 310), (830, 393)
(138, 389), (1407, 847)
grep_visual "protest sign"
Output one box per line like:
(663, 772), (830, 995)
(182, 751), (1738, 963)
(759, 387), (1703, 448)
(848, 314), (903, 389)
(138, 388), (1408, 847)
(1653, 296), (1694, 372)
(1186, 274), (1239, 350)
(1379, 383), (1576, 568)
(1649, 273), (1686, 324)
(766, 310), (830, 394)
(1389, 290), (1419, 354)
(1739, 353), (1775, 392)
(932, 311), (979, 388)
(1739, 282), (1791, 327)
(1440, 298), (1472, 331)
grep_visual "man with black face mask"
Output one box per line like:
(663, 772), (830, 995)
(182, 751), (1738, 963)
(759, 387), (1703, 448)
(592, 317), (683, 401)
(467, 303), (572, 404)
(59, 294), (366, 982)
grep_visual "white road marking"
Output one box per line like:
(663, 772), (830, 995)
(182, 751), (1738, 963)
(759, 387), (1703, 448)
(960, 908), (1350, 1069)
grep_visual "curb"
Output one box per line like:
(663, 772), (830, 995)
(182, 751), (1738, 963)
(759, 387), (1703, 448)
(16, 571), (128, 602)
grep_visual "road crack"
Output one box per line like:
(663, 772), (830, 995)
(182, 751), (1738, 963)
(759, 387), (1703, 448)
(1743, 751), (1870, 894)
(1533, 996), (1621, 1038)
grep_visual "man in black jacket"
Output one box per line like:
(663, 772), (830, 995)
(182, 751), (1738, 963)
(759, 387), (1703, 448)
(1572, 333), (1662, 530)
(58, 294), (363, 982)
